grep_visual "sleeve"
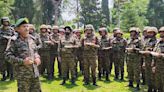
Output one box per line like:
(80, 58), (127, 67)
(36, 34), (42, 49)
(5, 41), (24, 65)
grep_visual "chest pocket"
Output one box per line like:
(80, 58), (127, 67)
(16, 41), (29, 59)
(101, 38), (109, 48)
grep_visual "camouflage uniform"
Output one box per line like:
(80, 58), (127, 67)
(140, 26), (150, 85)
(0, 17), (15, 81)
(126, 27), (142, 89)
(152, 27), (164, 92)
(98, 27), (111, 81)
(5, 18), (41, 92)
(82, 24), (99, 85)
(39, 25), (52, 79)
(109, 28), (120, 74)
(142, 27), (157, 91)
(59, 29), (78, 84)
(111, 30), (127, 80)
(49, 26), (61, 79)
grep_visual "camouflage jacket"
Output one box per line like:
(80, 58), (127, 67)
(5, 35), (40, 79)
(59, 34), (79, 57)
(39, 33), (52, 51)
(50, 33), (60, 53)
(142, 37), (157, 51)
(30, 32), (42, 50)
(111, 37), (127, 53)
(98, 35), (111, 56)
(81, 34), (99, 57)
(0, 26), (16, 53)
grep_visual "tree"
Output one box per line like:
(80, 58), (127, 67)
(146, 0), (164, 28)
(101, 0), (110, 26)
(79, 0), (102, 29)
(12, 0), (35, 22)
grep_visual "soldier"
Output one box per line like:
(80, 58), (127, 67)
(98, 27), (111, 81)
(39, 24), (53, 80)
(151, 26), (164, 92)
(140, 26), (150, 85)
(0, 17), (15, 81)
(49, 25), (61, 79)
(73, 29), (83, 77)
(59, 26), (79, 85)
(5, 18), (41, 92)
(28, 24), (42, 50)
(111, 30), (127, 80)
(109, 28), (120, 74)
(141, 27), (157, 92)
(59, 28), (65, 36)
(126, 27), (142, 90)
(81, 24), (99, 86)
(47, 25), (52, 34)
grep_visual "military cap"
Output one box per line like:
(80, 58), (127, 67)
(15, 18), (29, 27)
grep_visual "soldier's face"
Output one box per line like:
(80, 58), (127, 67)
(41, 28), (47, 33)
(101, 31), (106, 36)
(160, 31), (164, 38)
(143, 31), (147, 37)
(75, 32), (81, 36)
(2, 21), (9, 26)
(116, 33), (122, 38)
(53, 29), (58, 34)
(29, 28), (34, 33)
(147, 32), (155, 38)
(17, 24), (29, 38)
(130, 31), (136, 38)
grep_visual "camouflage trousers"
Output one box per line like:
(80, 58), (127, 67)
(17, 77), (41, 92)
(61, 56), (76, 80)
(39, 51), (51, 76)
(113, 54), (125, 77)
(144, 56), (155, 88)
(155, 59), (164, 91)
(98, 51), (110, 75)
(127, 54), (141, 83)
(83, 56), (97, 82)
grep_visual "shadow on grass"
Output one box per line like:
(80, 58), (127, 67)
(83, 84), (100, 90)
(0, 80), (15, 90)
(62, 83), (78, 89)
(126, 84), (148, 92)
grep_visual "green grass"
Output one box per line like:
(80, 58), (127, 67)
(0, 62), (148, 92)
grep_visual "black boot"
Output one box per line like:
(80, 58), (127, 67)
(98, 72), (101, 80)
(1, 73), (7, 81)
(93, 77), (97, 86)
(10, 74), (14, 81)
(120, 74), (124, 80)
(60, 79), (66, 85)
(128, 80), (133, 87)
(105, 73), (110, 81)
(136, 83), (140, 90)
(84, 78), (89, 85)
(114, 75), (118, 80)
(148, 86), (152, 92)
(71, 78), (76, 85)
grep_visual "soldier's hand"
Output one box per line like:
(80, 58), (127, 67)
(34, 57), (41, 66)
(24, 57), (34, 65)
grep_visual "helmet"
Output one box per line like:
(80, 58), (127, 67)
(74, 29), (81, 33)
(147, 27), (158, 34)
(1, 17), (10, 24)
(59, 28), (65, 32)
(28, 24), (35, 30)
(115, 30), (123, 35)
(40, 24), (47, 30)
(84, 24), (95, 31)
(143, 26), (150, 32)
(47, 25), (52, 29)
(113, 27), (120, 32)
(129, 27), (140, 33)
(159, 26), (164, 33)
(52, 26), (59, 30)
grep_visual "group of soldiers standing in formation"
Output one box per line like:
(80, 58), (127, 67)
(0, 16), (164, 92)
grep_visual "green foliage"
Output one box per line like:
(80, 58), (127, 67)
(113, 0), (149, 32)
(146, 0), (164, 28)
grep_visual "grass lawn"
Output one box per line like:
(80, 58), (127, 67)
(0, 62), (148, 92)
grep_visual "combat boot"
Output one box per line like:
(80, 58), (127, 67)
(105, 73), (110, 81)
(71, 78), (76, 85)
(60, 79), (66, 85)
(98, 72), (101, 80)
(120, 74), (124, 80)
(128, 80), (133, 87)
(84, 78), (89, 85)
(148, 86), (152, 92)
(10, 74), (14, 81)
(93, 77), (97, 86)
(136, 83), (140, 90)
(1, 73), (7, 81)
